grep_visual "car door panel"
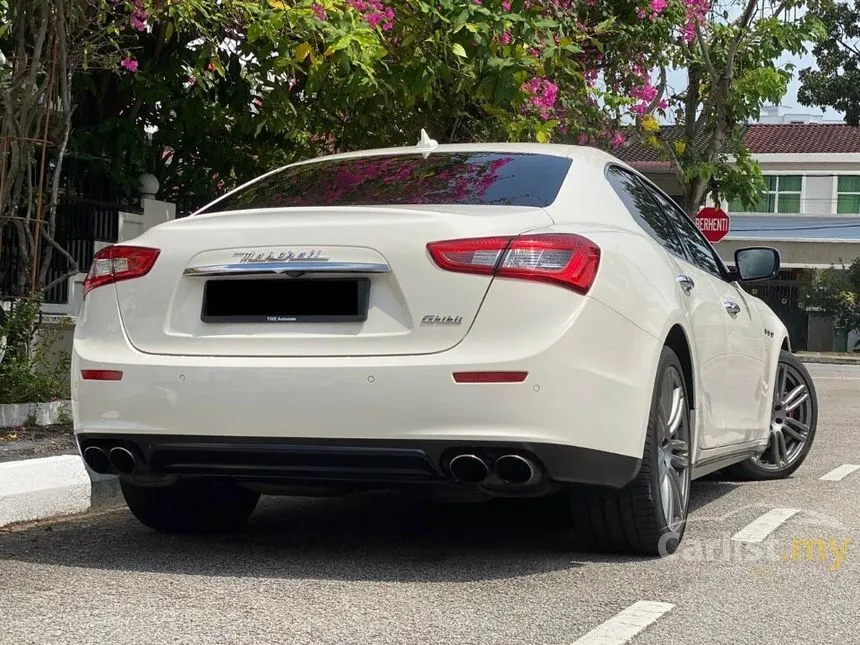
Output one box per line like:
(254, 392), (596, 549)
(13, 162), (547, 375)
(670, 258), (728, 445)
(640, 187), (752, 449)
(605, 167), (730, 448)
(718, 282), (768, 439)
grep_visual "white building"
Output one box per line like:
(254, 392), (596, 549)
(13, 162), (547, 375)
(616, 122), (860, 351)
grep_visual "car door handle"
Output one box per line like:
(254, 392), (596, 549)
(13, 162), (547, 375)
(677, 275), (695, 293)
(723, 300), (741, 316)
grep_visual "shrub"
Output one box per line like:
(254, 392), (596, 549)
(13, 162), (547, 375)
(0, 295), (71, 405)
(802, 258), (860, 334)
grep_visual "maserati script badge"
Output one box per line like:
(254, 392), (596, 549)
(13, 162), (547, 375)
(232, 249), (329, 263)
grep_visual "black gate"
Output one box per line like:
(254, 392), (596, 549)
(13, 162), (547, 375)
(743, 271), (809, 351)
(1, 197), (126, 304)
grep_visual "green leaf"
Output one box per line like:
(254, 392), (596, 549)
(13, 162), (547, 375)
(451, 43), (467, 58)
(295, 42), (313, 62)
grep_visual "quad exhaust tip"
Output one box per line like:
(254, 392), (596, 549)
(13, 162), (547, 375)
(449, 454), (489, 483)
(494, 454), (537, 485)
(83, 446), (112, 474)
(108, 446), (138, 475)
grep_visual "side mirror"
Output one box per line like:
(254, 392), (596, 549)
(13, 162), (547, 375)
(731, 247), (780, 282)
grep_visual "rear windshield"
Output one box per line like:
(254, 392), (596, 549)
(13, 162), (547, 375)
(197, 152), (572, 213)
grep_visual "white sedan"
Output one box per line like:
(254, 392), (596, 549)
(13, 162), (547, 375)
(72, 141), (818, 555)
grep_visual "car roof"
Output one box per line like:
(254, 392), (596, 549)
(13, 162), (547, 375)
(285, 141), (623, 169)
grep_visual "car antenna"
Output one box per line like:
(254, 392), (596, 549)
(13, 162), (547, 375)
(416, 128), (438, 158)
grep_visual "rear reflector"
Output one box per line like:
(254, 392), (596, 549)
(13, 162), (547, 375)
(83, 245), (161, 297)
(427, 233), (600, 294)
(81, 369), (124, 381)
(452, 371), (528, 383)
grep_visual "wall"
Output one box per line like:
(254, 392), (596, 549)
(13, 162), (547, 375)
(807, 314), (834, 352)
(715, 239), (860, 269)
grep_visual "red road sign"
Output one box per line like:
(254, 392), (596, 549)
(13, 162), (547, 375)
(694, 207), (730, 244)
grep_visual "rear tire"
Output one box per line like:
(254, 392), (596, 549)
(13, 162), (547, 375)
(121, 478), (260, 533)
(569, 346), (692, 556)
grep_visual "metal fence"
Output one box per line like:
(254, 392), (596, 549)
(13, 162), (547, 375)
(1, 197), (132, 304)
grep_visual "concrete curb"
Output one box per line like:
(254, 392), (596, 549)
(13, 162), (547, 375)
(0, 454), (124, 528)
(796, 353), (860, 366)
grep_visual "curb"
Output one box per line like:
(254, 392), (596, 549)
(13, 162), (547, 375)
(796, 354), (860, 366)
(0, 454), (124, 529)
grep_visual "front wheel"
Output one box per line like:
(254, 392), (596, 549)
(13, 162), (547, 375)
(121, 478), (260, 533)
(569, 346), (692, 556)
(725, 350), (818, 480)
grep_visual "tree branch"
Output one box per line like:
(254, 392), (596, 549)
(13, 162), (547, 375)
(695, 25), (717, 79)
(39, 267), (81, 296)
(727, 0), (760, 75)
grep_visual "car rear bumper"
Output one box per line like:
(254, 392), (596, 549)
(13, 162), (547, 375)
(75, 433), (642, 489)
(73, 285), (662, 489)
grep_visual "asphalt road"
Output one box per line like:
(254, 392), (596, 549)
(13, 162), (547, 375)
(0, 363), (857, 645)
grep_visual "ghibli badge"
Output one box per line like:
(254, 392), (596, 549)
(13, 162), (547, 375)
(421, 314), (464, 326)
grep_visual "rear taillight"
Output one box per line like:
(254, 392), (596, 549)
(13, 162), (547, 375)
(83, 245), (160, 297)
(427, 233), (600, 294)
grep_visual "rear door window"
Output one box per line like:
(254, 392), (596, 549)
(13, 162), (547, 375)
(648, 190), (727, 279)
(198, 152), (573, 213)
(605, 166), (686, 258)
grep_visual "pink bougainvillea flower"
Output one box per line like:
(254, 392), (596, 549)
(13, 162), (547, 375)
(120, 57), (139, 72)
(348, 0), (394, 30)
(611, 131), (625, 149)
(311, 3), (327, 20)
(502, 0), (512, 9)
(522, 76), (559, 121)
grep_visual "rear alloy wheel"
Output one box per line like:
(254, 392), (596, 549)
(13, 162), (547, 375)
(570, 346), (691, 556)
(726, 350), (818, 480)
(121, 478), (260, 533)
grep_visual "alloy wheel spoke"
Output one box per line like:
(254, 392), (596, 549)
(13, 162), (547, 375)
(783, 416), (809, 441)
(661, 471), (673, 523)
(670, 439), (689, 469)
(666, 389), (684, 436)
(784, 391), (809, 414)
(770, 432), (781, 465)
(775, 430), (788, 466)
(656, 410), (671, 445)
(782, 384), (807, 410)
(667, 467), (685, 523)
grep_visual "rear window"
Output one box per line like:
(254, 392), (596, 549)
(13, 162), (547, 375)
(197, 152), (572, 213)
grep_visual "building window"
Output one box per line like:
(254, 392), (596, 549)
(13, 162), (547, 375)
(729, 175), (802, 213)
(837, 176), (860, 214)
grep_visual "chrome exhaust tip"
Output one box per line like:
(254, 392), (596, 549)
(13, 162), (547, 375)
(494, 454), (537, 485)
(83, 446), (112, 474)
(449, 454), (489, 484)
(108, 446), (138, 475)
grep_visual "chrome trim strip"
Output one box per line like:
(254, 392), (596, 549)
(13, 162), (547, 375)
(183, 261), (391, 276)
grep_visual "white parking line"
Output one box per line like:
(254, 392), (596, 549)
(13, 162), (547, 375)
(820, 464), (860, 481)
(811, 377), (860, 380)
(731, 508), (798, 543)
(571, 601), (674, 645)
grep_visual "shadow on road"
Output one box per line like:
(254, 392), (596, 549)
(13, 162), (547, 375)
(0, 481), (737, 582)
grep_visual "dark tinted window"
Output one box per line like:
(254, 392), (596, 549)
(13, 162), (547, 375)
(605, 166), (686, 257)
(650, 190), (725, 279)
(198, 153), (572, 213)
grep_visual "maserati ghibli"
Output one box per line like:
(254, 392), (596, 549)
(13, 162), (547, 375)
(72, 138), (818, 555)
